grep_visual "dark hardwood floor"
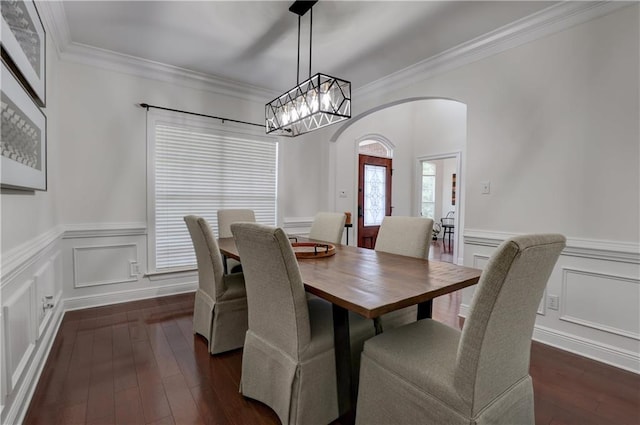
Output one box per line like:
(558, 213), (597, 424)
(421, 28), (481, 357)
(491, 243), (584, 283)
(24, 253), (639, 424)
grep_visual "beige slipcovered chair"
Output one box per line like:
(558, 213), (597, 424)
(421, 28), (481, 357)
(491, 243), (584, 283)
(356, 234), (566, 425)
(374, 216), (434, 331)
(374, 215), (434, 259)
(308, 211), (347, 244)
(231, 222), (375, 425)
(184, 215), (248, 354)
(217, 209), (256, 273)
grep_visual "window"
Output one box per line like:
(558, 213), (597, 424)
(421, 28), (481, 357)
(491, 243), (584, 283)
(363, 164), (387, 226)
(358, 139), (392, 158)
(147, 112), (278, 272)
(421, 161), (436, 219)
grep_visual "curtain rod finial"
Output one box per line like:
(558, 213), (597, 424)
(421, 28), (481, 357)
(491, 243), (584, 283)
(139, 103), (149, 109)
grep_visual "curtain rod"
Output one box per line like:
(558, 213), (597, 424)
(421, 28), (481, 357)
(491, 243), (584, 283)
(139, 103), (264, 129)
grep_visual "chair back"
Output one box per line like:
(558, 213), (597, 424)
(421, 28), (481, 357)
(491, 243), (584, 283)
(454, 234), (565, 413)
(308, 212), (346, 244)
(184, 215), (227, 300)
(231, 222), (311, 359)
(441, 211), (455, 227)
(217, 209), (256, 238)
(374, 216), (434, 259)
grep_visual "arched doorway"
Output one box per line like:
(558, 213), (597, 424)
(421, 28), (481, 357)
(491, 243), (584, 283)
(328, 97), (466, 263)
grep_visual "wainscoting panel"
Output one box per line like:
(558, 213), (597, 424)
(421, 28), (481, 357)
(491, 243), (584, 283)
(1, 224), (199, 424)
(1, 228), (64, 425)
(463, 230), (640, 373)
(561, 268), (639, 340)
(471, 254), (490, 269)
(73, 243), (139, 288)
(282, 217), (314, 238)
(1, 312), (5, 415)
(34, 259), (53, 339)
(62, 227), (196, 311)
(469, 253), (545, 314)
(2, 280), (36, 392)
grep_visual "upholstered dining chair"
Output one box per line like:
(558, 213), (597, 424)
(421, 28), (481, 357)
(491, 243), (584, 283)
(231, 222), (375, 425)
(217, 209), (256, 273)
(374, 216), (434, 331)
(442, 210), (456, 249)
(356, 234), (566, 425)
(374, 215), (434, 259)
(184, 215), (248, 354)
(308, 211), (347, 245)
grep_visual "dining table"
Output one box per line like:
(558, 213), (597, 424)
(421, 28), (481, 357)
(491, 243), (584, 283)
(217, 236), (482, 419)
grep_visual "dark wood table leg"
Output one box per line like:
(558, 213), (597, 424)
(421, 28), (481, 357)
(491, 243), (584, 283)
(332, 304), (354, 418)
(417, 300), (433, 320)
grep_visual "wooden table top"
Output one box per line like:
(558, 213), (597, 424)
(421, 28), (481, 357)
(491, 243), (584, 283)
(218, 237), (482, 319)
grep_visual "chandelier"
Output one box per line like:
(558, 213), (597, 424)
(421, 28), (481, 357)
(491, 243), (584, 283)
(265, 1), (351, 137)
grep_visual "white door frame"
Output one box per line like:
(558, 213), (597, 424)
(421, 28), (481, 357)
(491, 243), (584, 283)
(416, 151), (462, 264)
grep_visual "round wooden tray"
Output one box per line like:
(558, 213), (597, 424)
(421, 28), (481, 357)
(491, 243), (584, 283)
(291, 242), (336, 259)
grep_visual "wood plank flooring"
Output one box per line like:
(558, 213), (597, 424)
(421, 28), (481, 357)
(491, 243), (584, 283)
(25, 288), (639, 424)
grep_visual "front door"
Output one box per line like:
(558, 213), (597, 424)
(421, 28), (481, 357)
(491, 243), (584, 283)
(358, 154), (392, 248)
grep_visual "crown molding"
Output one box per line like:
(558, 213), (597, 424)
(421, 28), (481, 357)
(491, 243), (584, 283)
(355, 1), (631, 103)
(60, 42), (278, 103)
(36, 2), (278, 104)
(37, 1), (630, 106)
(464, 229), (640, 264)
(36, 0), (71, 59)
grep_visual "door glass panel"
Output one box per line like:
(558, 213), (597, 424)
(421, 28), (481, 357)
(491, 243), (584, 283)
(364, 164), (386, 226)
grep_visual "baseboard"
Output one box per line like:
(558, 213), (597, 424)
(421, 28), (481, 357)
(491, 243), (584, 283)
(64, 281), (197, 311)
(4, 303), (64, 425)
(532, 325), (640, 374)
(459, 304), (639, 374)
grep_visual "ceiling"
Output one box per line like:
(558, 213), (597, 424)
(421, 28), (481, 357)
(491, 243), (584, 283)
(61, 1), (557, 93)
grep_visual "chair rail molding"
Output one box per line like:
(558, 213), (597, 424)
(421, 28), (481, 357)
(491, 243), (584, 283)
(62, 222), (147, 239)
(1, 226), (65, 287)
(464, 229), (640, 264)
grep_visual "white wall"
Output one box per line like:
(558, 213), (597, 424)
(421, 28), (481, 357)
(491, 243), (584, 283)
(1, 33), (65, 424)
(350, 5), (639, 242)
(330, 99), (466, 224)
(441, 158), (456, 218)
(323, 5), (639, 371)
(1, 33), (61, 253)
(1, 6), (638, 421)
(55, 60), (270, 225)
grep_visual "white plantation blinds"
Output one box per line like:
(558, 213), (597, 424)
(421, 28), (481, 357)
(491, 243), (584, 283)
(152, 121), (277, 271)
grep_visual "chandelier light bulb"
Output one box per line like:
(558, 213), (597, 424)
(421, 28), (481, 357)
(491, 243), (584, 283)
(264, 2), (350, 136)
